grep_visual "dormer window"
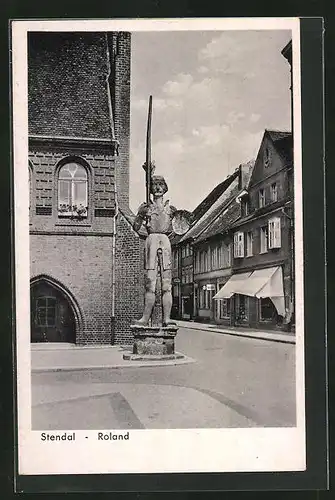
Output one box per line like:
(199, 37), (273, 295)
(264, 147), (270, 167)
(58, 163), (88, 218)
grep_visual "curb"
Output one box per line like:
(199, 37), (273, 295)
(176, 324), (295, 345)
(31, 354), (196, 373)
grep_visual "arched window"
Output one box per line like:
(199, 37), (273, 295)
(58, 163), (88, 218)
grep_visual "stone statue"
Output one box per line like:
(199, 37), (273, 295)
(133, 174), (178, 327)
(124, 96), (191, 360)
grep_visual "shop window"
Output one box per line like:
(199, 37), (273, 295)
(268, 217), (281, 248)
(234, 232), (244, 258)
(58, 163), (88, 218)
(199, 287), (212, 309)
(220, 298), (230, 319)
(259, 297), (276, 321)
(260, 226), (268, 253)
(235, 294), (248, 322)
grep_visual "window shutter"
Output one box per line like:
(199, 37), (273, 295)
(268, 217), (281, 248)
(268, 220), (274, 249)
(234, 233), (238, 258)
(273, 217), (281, 247)
(234, 232), (244, 258)
(240, 232), (245, 257)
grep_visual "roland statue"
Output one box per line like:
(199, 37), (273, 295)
(133, 173), (191, 327)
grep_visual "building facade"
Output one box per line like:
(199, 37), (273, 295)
(171, 164), (253, 322)
(192, 162), (254, 324)
(217, 130), (294, 331)
(29, 32), (144, 346)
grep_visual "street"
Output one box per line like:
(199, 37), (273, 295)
(32, 327), (296, 430)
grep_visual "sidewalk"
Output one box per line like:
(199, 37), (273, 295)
(175, 320), (295, 344)
(31, 344), (195, 373)
(31, 322), (294, 373)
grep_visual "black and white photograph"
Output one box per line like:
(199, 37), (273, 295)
(12, 18), (307, 476)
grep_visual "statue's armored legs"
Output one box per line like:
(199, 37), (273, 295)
(161, 270), (174, 326)
(157, 249), (175, 327)
(135, 269), (156, 326)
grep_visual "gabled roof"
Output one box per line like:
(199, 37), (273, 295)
(176, 160), (255, 245)
(191, 167), (240, 222)
(194, 197), (241, 244)
(179, 184), (239, 243)
(265, 129), (293, 164)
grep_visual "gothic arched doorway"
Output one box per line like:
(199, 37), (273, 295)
(30, 279), (76, 343)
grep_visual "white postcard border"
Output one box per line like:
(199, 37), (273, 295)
(12, 17), (305, 476)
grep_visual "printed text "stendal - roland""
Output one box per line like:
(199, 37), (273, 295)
(40, 432), (130, 441)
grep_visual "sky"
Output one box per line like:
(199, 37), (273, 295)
(129, 30), (292, 213)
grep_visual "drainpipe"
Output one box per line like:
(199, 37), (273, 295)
(105, 34), (118, 337)
(112, 186), (118, 319)
(281, 204), (294, 329)
(105, 34), (116, 143)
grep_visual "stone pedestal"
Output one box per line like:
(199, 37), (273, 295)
(123, 324), (183, 361)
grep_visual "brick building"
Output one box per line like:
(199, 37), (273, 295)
(215, 130), (294, 331)
(29, 31), (144, 345)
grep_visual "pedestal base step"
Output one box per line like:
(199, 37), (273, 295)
(123, 352), (185, 361)
(130, 324), (179, 357)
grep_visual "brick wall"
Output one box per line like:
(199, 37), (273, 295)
(114, 211), (145, 345)
(28, 32), (143, 346)
(108, 32), (131, 208)
(28, 32), (112, 139)
(30, 233), (113, 344)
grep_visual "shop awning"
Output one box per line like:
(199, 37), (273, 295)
(213, 266), (285, 316)
(212, 272), (252, 299)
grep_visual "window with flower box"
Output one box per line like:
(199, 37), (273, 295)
(58, 163), (88, 218)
